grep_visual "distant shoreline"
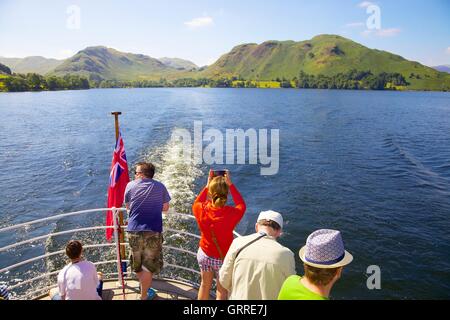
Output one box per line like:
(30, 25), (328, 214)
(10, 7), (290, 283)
(1, 86), (449, 94)
(2, 65), (449, 93)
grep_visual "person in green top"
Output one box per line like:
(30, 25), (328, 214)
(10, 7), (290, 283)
(278, 229), (353, 300)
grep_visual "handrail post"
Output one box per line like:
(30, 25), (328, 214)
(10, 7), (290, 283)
(113, 208), (126, 299)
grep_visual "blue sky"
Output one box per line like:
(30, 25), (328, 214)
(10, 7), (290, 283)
(0, 0), (449, 66)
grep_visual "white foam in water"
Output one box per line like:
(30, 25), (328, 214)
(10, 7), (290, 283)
(141, 131), (204, 214)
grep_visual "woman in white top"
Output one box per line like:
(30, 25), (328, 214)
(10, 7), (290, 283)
(50, 240), (102, 300)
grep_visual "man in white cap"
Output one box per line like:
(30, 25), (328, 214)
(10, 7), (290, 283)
(278, 229), (353, 300)
(219, 210), (296, 300)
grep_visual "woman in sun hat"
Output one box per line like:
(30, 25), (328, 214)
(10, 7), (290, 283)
(278, 229), (353, 300)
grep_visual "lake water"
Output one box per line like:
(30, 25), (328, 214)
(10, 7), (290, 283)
(0, 88), (449, 299)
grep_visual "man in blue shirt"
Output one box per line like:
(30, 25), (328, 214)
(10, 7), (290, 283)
(124, 162), (171, 300)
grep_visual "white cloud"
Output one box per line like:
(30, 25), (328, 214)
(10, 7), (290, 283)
(184, 16), (214, 29)
(360, 28), (401, 38)
(446, 47), (450, 55)
(358, 1), (374, 8)
(345, 22), (365, 28)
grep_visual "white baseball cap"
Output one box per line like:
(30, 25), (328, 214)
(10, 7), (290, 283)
(257, 210), (284, 229)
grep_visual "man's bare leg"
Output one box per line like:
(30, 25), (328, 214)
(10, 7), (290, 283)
(136, 270), (153, 300)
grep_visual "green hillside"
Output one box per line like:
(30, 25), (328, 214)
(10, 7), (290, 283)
(52, 46), (177, 81)
(12, 35), (450, 91)
(0, 56), (63, 75)
(201, 34), (450, 91)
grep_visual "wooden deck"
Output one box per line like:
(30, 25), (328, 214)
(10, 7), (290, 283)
(39, 278), (203, 300)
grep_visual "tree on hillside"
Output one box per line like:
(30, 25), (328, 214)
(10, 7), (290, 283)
(295, 69), (410, 90)
(26, 73), (47, 91)
(4, 76), (29, 91)
(46, 76), (61, 91)
(1, 73), (90, 92)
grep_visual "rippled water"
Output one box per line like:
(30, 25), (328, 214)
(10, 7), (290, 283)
(0, 88), (449, 299)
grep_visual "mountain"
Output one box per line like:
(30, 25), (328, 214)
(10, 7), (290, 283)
(19, 35), (450, 90)
(201, 34), (450, 91)
(159, 57), (198, 70)
(52, 46), (176, 81)
(0, 56), (63, 75)
(0, 63), (12, 75)
(432, 65), (450, 74)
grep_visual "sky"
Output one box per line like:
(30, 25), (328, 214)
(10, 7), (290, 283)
(0, 0), (449, 67)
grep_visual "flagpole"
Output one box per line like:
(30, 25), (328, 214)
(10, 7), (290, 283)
(111, 112), (127, 263)
(112, 112), (121, 142)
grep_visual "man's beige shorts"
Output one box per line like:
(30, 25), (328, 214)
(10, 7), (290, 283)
(128, 232), (163, 274)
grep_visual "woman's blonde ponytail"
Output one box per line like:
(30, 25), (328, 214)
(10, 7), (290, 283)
(209, 177), (229, 208)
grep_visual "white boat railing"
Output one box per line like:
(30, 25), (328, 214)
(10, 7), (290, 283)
(0, 207), (242, 300)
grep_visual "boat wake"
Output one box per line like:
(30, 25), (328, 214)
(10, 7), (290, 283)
(382, 136), (450, 195)
(137, 131), (206, 284)
(138, 131), (204, 214)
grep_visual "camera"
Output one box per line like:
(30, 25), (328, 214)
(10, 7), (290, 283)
(212, 170), (227, 177)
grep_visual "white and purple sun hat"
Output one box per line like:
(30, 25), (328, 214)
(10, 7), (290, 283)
(299, 229), (353, 269)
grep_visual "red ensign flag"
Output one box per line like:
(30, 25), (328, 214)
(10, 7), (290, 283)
(106, 132), (130, 241)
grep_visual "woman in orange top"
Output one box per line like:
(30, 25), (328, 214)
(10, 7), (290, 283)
(193, 170), (246, 300)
